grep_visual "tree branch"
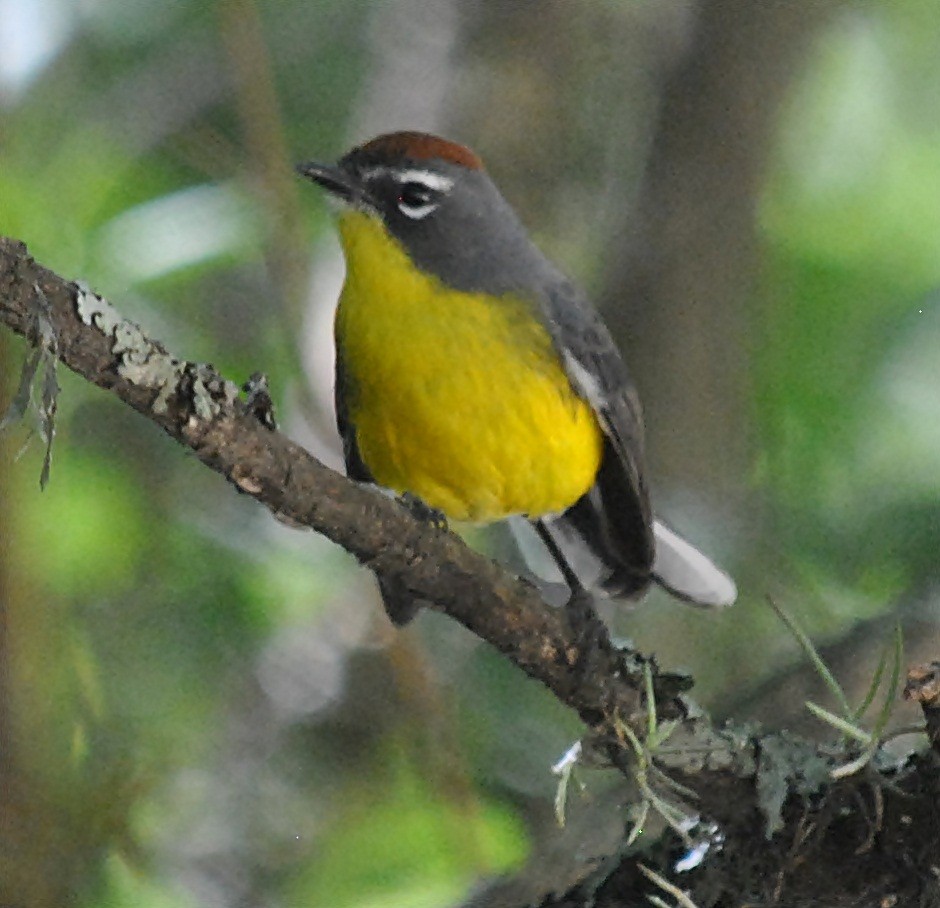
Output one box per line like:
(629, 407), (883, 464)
(3, 236), (939, 908)
(0, 235), (686, 734)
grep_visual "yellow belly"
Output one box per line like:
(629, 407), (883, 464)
(335, 211), (603, 523)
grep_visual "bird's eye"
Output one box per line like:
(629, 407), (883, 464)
(396, 181), (439, 220)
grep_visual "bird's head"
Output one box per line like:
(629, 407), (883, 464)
(297, 131), (546, 295)
(297, 130), (489, 225)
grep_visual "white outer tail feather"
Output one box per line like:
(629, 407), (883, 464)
(509, 516), (737, 608)
(652, 520), (737, 608)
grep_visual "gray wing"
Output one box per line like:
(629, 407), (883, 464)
(540, 277), (656, 595)
(541, 278), (736, 607)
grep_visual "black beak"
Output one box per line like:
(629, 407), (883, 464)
(295, 161), (372, 207)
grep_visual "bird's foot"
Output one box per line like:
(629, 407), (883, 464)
(379, 494), (447, 627)
(399, 492), (448, 530)
(564, 587), (611, 676)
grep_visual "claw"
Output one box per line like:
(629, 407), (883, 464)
(399, 492), (448, 530)
(565, 588), (610, 675)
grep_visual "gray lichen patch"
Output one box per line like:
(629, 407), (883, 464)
(75, 282), (120, 332)
(74, 282), (239, 419)
(755, 732), (833, 838)
(187, 363), (239, 420)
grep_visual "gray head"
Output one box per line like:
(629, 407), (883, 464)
(297, 131), (559, 296)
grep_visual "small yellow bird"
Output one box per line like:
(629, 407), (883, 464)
(298, 132), (735, 623)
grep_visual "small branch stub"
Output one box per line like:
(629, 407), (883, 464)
(903, 662), (940, 756)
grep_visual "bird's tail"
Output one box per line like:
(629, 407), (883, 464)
(517, 511), (736, 608)
(649, 520), (736, 607)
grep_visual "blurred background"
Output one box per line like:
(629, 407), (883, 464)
(1, 0), (939, 905)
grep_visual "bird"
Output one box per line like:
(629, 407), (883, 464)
(296, 131), (736, 625)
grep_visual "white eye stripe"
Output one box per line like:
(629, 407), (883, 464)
(394, 169), (454, 192)
(358, 165), (454, 194)
(357, 165), (450, 219)
(394, 169), (449, 220)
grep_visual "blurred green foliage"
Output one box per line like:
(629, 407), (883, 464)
(757, 5), (940, 595)
(1, 1), (939, 906)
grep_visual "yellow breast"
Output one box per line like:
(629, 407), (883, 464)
(334, 211), (603, 523)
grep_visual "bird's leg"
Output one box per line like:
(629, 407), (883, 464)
(399, 491), (448, 530)
(533, 521), (611, 668)
(375, 493), (449, 626)
(378, 575), (423, 626)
